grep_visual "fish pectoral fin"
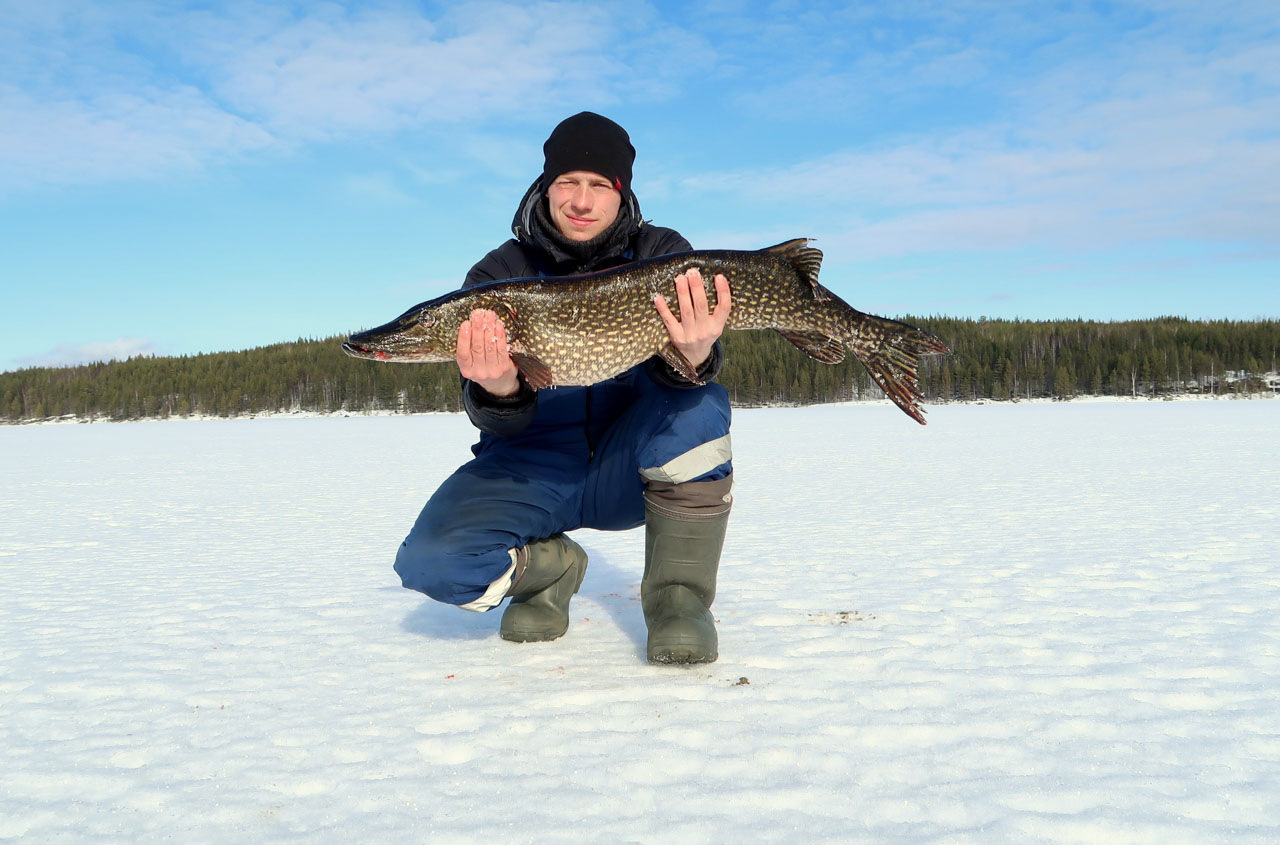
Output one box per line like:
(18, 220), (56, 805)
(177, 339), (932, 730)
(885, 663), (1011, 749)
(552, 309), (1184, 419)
(774, 329), (847, 364)
(491, 301), (520, 336)
(510, 352), (554, 390)
(658, 343), (705, 385)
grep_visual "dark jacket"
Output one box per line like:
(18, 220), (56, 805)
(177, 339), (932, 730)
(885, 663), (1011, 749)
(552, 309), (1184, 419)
(461, 178), (725, 440)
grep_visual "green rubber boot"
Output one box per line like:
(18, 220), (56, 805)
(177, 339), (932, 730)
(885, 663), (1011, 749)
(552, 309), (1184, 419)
(500, 534), (588, 643)
(642, 475), (733, 665)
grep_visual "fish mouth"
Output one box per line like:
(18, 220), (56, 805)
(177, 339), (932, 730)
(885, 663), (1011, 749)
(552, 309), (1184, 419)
(341, 341), (391, 361)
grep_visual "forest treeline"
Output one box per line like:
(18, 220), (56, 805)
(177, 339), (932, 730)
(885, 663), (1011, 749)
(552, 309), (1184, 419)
(2, 317), (1277, 423)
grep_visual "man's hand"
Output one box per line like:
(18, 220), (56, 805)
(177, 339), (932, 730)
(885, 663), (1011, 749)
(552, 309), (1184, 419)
(654, 267), (732, 370)
(456, 309), (521, 398)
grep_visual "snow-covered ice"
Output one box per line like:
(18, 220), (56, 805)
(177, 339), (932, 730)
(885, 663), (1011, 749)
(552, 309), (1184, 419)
(2, 400), (1278, 842)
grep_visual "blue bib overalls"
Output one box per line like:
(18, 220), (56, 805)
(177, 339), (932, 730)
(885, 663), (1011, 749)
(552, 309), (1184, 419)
(394, 364), (732, 606)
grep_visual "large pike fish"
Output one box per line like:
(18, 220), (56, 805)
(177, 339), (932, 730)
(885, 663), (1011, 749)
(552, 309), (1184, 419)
(342, 239), (949, 424)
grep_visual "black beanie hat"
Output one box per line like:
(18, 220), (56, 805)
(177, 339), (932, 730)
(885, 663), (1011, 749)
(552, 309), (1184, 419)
(542, 112), (635, 196)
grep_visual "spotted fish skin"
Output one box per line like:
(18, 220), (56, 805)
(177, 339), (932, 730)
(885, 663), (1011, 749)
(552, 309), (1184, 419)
(342, 239), (950, 424)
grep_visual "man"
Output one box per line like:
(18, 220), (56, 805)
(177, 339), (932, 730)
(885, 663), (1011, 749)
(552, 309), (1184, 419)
(394, 112), (734, 664)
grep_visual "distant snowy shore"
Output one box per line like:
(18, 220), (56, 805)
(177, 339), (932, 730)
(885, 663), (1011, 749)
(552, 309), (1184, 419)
(11, 389), (1278, 426)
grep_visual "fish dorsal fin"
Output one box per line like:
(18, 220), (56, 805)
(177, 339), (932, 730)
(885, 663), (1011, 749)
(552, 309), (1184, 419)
(774, 329), (847, 364)
(510, 352), (554, 390)
(764, 238), (829, 302)
(658, 343), (706, 385)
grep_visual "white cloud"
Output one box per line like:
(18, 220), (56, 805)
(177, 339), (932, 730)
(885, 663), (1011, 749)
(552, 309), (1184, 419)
(2, 0), (1277, 273)
(0, 83), (275, 189)
(677, 20), (1280, 260)
(16, 338), (161, 370)
(210, 3), (622, 137)
(0, 1), (642, 190)
(0, 2), (278, 190)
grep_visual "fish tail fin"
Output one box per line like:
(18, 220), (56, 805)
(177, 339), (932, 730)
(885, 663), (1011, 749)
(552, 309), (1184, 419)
(846, 314), (950, 425)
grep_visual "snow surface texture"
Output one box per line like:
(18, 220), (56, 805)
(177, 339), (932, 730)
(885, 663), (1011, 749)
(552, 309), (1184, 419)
(2, 401), (1278, 842)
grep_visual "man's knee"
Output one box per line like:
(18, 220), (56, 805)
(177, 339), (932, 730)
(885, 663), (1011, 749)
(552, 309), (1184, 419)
(393, 524), (456, 603)
(393, 520), (507, 607)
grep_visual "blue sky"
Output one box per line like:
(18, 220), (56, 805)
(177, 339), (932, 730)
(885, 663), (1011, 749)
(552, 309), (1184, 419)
(1, 0), (1277, 371)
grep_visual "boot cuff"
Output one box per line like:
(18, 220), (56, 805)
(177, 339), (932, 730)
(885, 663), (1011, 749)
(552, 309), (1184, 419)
(644, 474), (733, 519)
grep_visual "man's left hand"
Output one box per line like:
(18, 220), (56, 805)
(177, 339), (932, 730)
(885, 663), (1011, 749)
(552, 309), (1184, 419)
(654, 267), (732, 370)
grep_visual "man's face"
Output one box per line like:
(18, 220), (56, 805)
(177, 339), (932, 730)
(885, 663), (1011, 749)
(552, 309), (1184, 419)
(546, 170), (622, 242)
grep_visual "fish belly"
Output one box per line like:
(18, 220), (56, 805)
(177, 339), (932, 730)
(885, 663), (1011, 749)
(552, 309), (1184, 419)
(524, 316), (670, 386)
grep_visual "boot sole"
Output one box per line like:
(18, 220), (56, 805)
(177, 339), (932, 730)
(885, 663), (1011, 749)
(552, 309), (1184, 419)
(500, 626), (568, 643)
(647, 630), (718, 664)
(648, 648), (717, 665)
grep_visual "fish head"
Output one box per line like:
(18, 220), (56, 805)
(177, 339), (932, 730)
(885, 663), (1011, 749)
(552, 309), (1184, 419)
(342, 300), (459, 363)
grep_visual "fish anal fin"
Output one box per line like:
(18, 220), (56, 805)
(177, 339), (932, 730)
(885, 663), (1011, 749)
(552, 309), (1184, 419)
(764, 238), (829, 302)
(658, 343), (705, 385)
(775, 329), (846, 364)
(510, 352), (554, 390)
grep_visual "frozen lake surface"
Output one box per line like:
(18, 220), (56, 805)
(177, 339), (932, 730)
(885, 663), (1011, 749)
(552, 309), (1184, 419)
(2, 400), (1278, 842)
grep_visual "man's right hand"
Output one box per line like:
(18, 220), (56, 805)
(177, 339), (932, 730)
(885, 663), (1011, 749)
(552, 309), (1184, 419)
(456, 309), (521, 398)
